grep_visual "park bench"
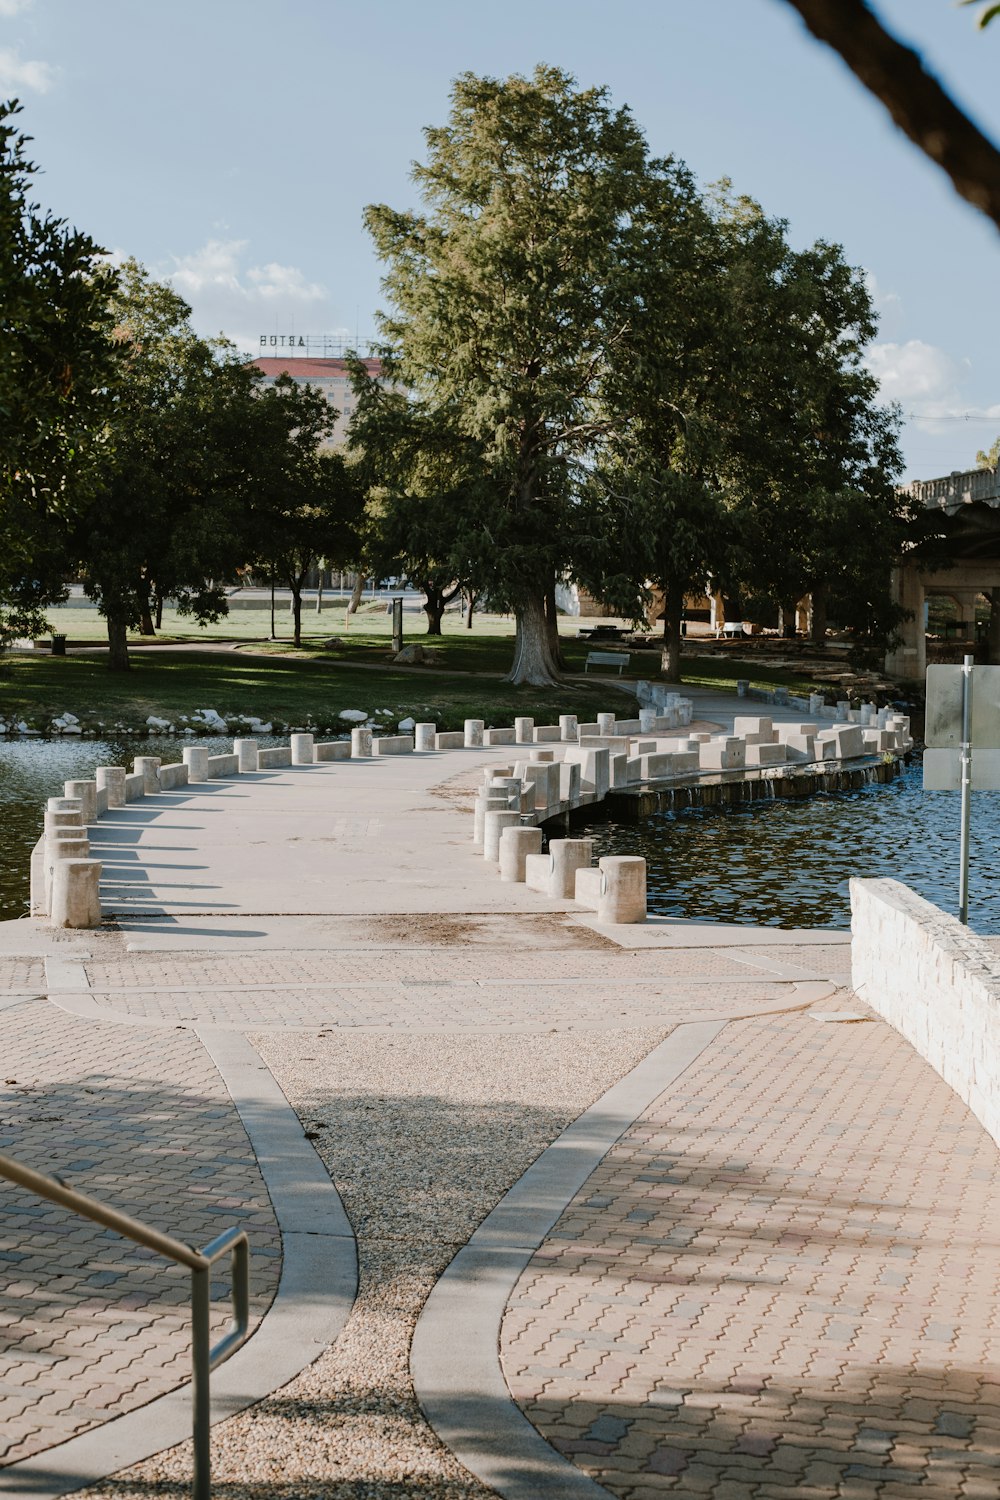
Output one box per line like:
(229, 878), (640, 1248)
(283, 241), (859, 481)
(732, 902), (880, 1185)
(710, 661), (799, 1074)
(585, 650), (630, 675)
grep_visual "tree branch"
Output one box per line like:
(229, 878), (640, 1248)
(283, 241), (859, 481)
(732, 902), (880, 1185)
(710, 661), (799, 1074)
(781, 0), (1000, 233)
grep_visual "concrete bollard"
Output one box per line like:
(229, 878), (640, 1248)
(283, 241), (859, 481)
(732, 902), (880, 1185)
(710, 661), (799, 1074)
(499, 825), (543, 882)
(519, 781), (536, 814)
(235, 738), (259, 772)
(484, 808), (521, 862)
(133, 756), (161, 794)
(50, 857), (102, 929)
(96, 765), (128, 807)
(559, 714), (578, 742)
(291, 732), (315, 765)
(182, 747), (210, 783)
(351, 727), (373, 757)
(64, 780), (98, 824)
(415, 723), (437, 752)
(836, 701), (850, 722)
(474, 791), (511, 845)
(47, 797), (82, 814)
(597, 712), (616, 735)
(44, 808), (84, 836)
(515, 717), (534, 744)
(809, 693), (825, 716)
(639, 709), (657, 733)
(464, 719), (485, 748)
(45, 832), (90, 914)
(550, 838), (594, 898)
(596, 855), (646, 924)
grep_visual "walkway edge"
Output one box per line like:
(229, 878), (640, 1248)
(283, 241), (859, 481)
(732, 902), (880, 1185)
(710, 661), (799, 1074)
(0, 1014), (358, 1498)
(411, 1019), (725, 1500)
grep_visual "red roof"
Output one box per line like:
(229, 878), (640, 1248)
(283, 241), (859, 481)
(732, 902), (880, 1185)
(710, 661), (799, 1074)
(251, 357), (382, 379)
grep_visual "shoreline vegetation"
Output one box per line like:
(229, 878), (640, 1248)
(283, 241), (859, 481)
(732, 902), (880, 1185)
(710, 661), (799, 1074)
(0, 611), (899, 738)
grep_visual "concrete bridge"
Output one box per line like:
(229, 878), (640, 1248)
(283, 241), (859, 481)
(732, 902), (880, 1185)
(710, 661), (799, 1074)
(887, 464), (1000, 681)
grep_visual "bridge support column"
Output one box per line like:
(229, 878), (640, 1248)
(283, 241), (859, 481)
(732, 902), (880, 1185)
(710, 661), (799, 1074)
(886, 563), (925, 682)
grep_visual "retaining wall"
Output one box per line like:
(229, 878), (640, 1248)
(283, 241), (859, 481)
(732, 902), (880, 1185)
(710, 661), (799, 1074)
(851, 876), (1000, 1148)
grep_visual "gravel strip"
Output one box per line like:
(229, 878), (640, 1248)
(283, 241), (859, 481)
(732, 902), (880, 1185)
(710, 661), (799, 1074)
(76, 1027), (667, 1499)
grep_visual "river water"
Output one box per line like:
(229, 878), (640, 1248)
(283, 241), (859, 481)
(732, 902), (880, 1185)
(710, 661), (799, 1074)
(0, 743), (993, 932)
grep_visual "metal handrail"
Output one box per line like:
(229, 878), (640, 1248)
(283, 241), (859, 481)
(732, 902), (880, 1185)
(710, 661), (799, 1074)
(0, 1149), (249, 1499)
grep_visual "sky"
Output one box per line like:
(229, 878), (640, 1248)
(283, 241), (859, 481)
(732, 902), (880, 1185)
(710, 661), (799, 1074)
(2, 0), (999, 483)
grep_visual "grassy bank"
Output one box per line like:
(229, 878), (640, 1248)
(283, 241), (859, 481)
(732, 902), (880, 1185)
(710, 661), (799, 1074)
(0, 649), (644, 734)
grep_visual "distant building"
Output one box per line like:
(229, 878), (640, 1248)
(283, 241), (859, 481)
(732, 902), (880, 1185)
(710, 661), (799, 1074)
(250, 356), (384, 447)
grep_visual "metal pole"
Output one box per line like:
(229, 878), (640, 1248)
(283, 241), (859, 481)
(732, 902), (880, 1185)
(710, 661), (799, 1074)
(191, 1264), (212, 1500)
(959, 652), (974, 925)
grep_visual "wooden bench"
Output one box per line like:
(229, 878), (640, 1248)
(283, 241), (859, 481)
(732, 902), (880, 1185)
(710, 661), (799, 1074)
(585, 650), (630, 675)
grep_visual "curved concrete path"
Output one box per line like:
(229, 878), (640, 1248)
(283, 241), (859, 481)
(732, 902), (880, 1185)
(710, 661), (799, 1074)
(1, 733), (995, 1499)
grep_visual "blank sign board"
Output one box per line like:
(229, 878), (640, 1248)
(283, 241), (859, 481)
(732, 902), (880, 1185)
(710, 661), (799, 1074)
(925, 665), (1000, 749)
(923, 747), (1000, 790)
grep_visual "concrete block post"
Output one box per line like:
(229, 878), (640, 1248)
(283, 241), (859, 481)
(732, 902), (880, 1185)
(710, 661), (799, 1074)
(809, 693), (825, 716)
(291, 732), (315, 765)
(29, 836), (47, 916)
(47, 796), (82, 814)
(639, 709), (656, 733)
(474, 792), (511, 845)
(597, 712), (616, 736)
(559, 715), (578, 743)
(50, 857), (102, 929)
(515, 717), (534, 744)
(519, 781), (536, 814)
(596, 855), (646, 923)
(464, 719), (485, 748)
(415, 723), (437, 752)
(499, 825), (543, 882)
(484, 809), (521, 862)
(560, 760), (582, 805)
(836, 701), (850, 722)
(64, 781), (98, 823)
(133, 757), (161, 794)
(549, 838), (594, 898)
(234, 738), (259, 772)
(45, 808), (84, 836)
(182, 747), (210, 783)
(351, 727), (373, 757)
(95, 766), (128, 807)
(524, 761), (560, 812)
(45, 831), (89, 915)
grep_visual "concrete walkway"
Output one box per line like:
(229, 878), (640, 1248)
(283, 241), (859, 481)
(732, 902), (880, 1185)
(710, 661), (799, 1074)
(0, 731), (996, 1499)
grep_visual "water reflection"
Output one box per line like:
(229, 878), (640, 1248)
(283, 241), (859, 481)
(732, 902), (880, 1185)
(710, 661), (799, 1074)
(0, 735), (286, 919)
(581, 760), (1000, 931)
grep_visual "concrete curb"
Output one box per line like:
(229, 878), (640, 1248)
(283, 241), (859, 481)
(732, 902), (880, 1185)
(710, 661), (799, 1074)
(411, 1019), (725, 1500)
(0, 970), (358, 1499)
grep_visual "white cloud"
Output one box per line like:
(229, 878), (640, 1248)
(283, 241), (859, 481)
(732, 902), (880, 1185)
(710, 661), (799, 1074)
(160, 238), (348, 353)
(0, 0), (35, 17)
(0, 44), (54, 93)
(865, 339), (970, 414)
(863, 269), (903, 340)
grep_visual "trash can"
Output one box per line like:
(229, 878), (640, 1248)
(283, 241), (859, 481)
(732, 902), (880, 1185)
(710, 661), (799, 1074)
(50, 634), (66, 656)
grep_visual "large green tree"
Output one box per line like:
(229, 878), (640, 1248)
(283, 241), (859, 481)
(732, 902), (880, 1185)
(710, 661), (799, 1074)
(364, 65), (653, 685)
(247, 376), (365, 647)
(0, 100), (116, 647)
(76, 259), (263, 669)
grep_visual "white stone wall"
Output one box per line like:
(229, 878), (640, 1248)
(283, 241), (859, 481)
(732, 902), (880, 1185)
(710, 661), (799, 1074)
(851, 877), (1000, 1147)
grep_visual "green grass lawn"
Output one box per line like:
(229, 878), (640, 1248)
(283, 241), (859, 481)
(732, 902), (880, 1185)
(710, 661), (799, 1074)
(4, 602), (860, 735)
(0, 648), (648, 734)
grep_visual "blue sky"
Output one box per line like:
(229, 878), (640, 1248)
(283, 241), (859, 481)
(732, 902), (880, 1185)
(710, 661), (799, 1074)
(3, 0), (999, 481)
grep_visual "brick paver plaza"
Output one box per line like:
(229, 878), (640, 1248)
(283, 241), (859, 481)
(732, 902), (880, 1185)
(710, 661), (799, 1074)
(1, 708), (997, 1499)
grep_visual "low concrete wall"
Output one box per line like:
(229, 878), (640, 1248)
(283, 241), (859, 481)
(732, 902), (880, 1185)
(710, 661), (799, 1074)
(851, 876), (1000, 1148)
(372, 734), (415, 756)
(316, 740), (352, 762)
(258, 746), (292, 769)
(208, 753), (239, 778)
(158, 763), (189, 790)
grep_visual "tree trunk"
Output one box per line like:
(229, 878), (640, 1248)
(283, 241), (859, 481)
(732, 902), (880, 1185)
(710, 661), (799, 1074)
(659, 578), (684, 682)
(810, 583), (828, 647)
(155, 592), (164, 630)
(544, 580), (567, 671)
(346, 573), (364, 619)
(779, 598), (799, 638)
(465, 591), (476, 629)
(137, 578), (155, 636)
(423, 582), (446, 635)
(106, 611), (130, 672)
(291, 584), (302, 647)
(507, 591), (561, 685)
